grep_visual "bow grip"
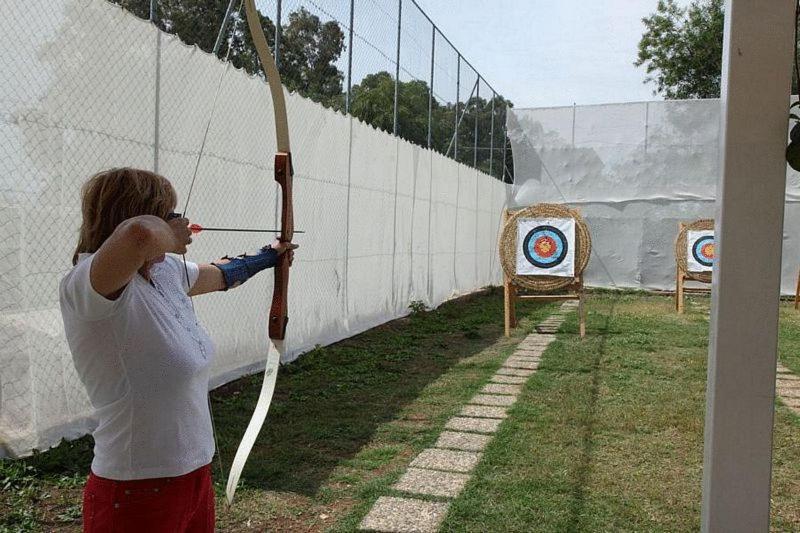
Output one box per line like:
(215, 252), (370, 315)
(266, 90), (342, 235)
(268, 152), (293, 340)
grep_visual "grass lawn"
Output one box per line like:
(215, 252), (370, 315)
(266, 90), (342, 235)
(442, 294), (799, 532)
(1, 290), (798, 531)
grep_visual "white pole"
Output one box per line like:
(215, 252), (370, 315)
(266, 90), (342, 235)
(702, 1), (795, 531)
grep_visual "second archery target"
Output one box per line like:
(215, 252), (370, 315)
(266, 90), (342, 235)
(516, 218), (575, 277)
(674, 218), (714, 314)
(686, 230), (715, 272)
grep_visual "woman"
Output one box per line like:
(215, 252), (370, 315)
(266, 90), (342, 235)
(59, 168), (296, 532)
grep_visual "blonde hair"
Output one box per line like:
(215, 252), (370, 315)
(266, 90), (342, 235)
(73, 168), (177, 265)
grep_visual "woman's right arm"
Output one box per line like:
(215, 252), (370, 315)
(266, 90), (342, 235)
(90, 215), (190, 299)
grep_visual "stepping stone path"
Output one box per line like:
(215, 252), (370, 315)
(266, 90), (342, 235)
(777, 362), (800, 414)
(360, 300), (578, 532)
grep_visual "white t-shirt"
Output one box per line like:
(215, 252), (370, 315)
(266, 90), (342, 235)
(59, 253), (215, 480)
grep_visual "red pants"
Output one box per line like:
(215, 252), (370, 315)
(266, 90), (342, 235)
(83, 464), (214, 532)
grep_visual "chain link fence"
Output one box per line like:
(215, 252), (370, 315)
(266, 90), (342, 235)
(121, 0), (514, 182)
(0, 0), (509, 456)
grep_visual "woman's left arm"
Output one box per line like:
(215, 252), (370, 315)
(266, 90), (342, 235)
(188, 240), (297, 297)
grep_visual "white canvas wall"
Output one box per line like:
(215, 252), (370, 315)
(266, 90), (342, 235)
(0, 1), (507, 457)
(508, 99), (800, 293)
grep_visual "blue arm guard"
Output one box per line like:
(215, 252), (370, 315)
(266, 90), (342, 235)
(212, 246), (279, 290)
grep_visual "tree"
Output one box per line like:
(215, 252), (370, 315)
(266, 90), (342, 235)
(110, 1), (512, 179)
(111, 2), (344, 106)
(349, 72), (441, 147)
(349, 72), (397, 134)
(277, 8), (345, 108)
(635, 0), (724, 99)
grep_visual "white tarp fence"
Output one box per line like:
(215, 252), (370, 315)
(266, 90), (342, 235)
(507, 99), (800, 293)
(0, 0), (506, 457)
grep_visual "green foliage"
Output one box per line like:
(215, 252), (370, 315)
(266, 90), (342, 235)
(0, 439), (91, 531)
(407, 299), (428, 315)
(349, 71), (398, 134)
(275, 8), (346, 108)
(109, 1), (513, 180)
(635, 0), (724, 99)
(112, 2), (343, 106)
(1, 461), (41, 531)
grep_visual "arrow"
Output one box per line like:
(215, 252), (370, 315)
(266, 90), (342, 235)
(189, 224), (305, 235)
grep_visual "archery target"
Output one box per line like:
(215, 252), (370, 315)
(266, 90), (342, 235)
(516, 218), (575, 277)
(686, 230), (715, 272)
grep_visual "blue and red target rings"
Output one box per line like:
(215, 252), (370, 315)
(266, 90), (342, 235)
(522, 225), (569, 269)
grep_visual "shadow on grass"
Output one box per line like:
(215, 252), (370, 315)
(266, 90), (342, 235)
(565, 298), (616, 533)
(210, 288), (533, 497)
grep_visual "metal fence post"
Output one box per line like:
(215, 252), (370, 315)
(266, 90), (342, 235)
(644, 101), (650, 155)
(427, 26), (435, 149)
(454, 53), (460, 161)
(150, 0), (160, 174)
(275, 0), (282, 70)
(212, 0), (237, 55)
(501, 125), (508, 182)
(346, 0), (355, 114)
(571, 102), (576, 147)
(489, 91), (495, 177)
(393, 0), (402, 136)
(473, 78), (479, 168)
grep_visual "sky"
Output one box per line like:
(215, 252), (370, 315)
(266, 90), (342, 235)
(413, 0), (692, 109)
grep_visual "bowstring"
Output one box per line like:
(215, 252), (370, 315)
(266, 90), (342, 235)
(180, 0), (245, 493)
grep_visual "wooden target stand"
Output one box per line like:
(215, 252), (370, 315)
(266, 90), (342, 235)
(499, 204), (591, 338)
(795, 269), (800, 309)
(675, 219), (714, 314)
(503, 275), (586, 337)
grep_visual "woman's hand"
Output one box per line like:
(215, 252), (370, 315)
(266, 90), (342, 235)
(271, 240), (298, 265)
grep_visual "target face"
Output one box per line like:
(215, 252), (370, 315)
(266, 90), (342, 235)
(686, 230), (715, 272)
(522, 226), (569, 268)
(516, 218), (575, 277)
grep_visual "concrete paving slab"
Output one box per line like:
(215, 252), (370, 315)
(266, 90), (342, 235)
(359, 496), (449, 533)
(490, 374), (527, 384)
(508, 355), (541, 362)
(392, 468), (470, 498)
(514, 349), (544, 357)
(781, 396), (800, 408)
(506, 355), (541, 362)
(410, 448), (482, 473)
(503, 360), (539, 370)
(482, 383), (523, 395)
(495, 367), (535, 377)
(521, 335), (555, 344)
(459, 404), (508, 418)
(435, 431), (492, 452)
(445, 416), (503, 434)
(777, 387), (800, 398)
(468, 394), (518, 406)
(522, 334), (553, 341)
